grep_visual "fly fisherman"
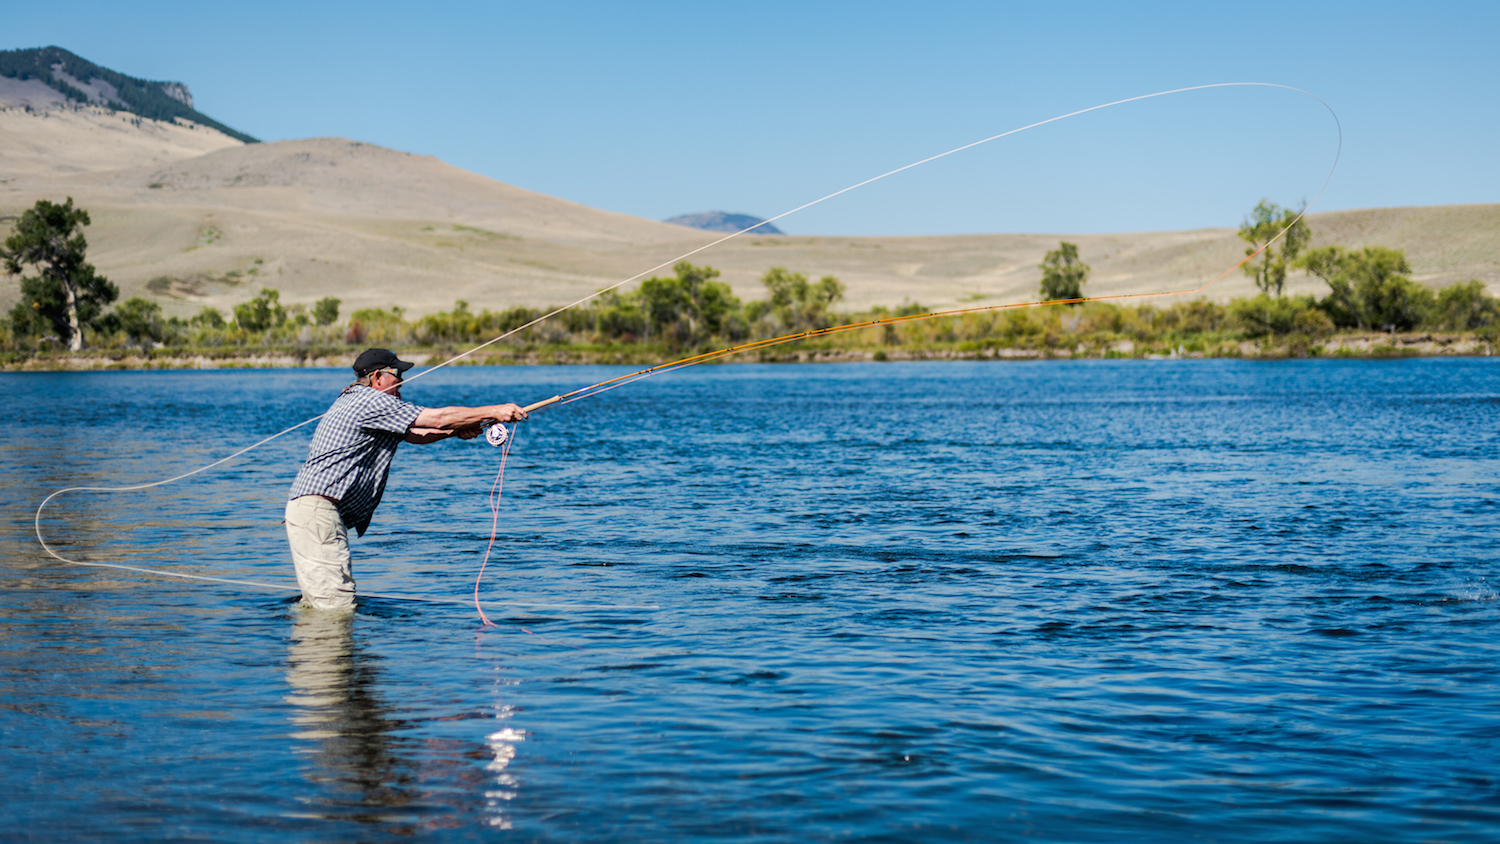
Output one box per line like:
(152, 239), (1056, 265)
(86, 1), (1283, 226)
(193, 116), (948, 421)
(286, 348), (527, 610)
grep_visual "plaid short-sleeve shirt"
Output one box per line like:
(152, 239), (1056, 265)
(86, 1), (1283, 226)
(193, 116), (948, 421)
(288, 385), (426, 536)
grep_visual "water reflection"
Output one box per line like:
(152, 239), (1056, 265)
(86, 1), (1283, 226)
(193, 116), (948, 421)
(284, 609), (420, 830)
(483, 690), (524, 829)
(283, 609), (525, 834)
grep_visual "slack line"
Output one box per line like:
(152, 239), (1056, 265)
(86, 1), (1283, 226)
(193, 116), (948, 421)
(33, 82), (1342, 625)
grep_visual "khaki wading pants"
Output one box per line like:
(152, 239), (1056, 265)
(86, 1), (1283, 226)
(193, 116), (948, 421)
(285, 496), (356, 611)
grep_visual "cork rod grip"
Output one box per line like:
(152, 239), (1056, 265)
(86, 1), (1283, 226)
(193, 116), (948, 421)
(521, 395), (562, 414)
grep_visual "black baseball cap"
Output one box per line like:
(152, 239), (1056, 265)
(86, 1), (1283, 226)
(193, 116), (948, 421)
(352, 348), (415, 376)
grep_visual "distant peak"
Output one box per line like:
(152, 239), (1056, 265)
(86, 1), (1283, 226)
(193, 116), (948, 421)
(665, 211), (783, 235)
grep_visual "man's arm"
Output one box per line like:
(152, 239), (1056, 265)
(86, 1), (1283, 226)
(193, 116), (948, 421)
(404, 422), (484, 445)
(412, 403), (527, 431)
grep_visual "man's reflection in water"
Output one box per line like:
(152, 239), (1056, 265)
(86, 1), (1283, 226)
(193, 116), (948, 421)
(283, 609), (524, 833)
(285, 609), (419, 831)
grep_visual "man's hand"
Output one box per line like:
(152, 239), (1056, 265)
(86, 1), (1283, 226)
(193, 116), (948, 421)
(487, 403), (528, 423)
(454, 423), (484, 440)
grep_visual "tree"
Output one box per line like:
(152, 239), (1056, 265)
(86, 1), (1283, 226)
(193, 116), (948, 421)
(1297, 245), (1360, 327)
(638, 261), (743, 343)
(312, 296), (341, 326)
(189, 306), (226, 328)
(756, 266), (845, 330)
(1347, 248), (1432, 331)
(112, 296), (165, 350)
(1038, 242), (1089, 303)
(2, 197), (117, 350)
(592, 291), (647, 340)
(1434, 280), (1500, 331)
(1298, 245), (1432, 331)
(233, 288), (287, 332)
(1238, 200), (1311, 297)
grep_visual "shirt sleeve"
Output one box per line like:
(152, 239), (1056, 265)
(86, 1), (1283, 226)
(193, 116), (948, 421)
(354, 388), (426, 434)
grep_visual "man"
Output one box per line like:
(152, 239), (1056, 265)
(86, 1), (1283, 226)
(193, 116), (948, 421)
(286, 348), (527, 610)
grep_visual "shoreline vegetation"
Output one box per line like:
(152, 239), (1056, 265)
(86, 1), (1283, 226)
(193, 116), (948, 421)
(3, 298), (1495, 372)
(5, 262), (1499, 371)
(3, 335), (1494, 372)
(6, 199), (1498, 372)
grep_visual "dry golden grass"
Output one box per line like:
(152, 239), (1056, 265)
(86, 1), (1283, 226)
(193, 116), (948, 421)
(2, 107), (1496, 320)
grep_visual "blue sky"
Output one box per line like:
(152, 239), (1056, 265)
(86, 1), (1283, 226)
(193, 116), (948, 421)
(7, 1), (1496, 235)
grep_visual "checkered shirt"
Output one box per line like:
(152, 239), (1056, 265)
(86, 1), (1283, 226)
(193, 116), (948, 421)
(288, 385), (426, 536)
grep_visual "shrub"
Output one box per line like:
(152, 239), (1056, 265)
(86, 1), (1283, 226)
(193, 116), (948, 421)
(233, 288), (287, 331)
(1229, 294), (1325, 337)
(1433, 280), (1500, 331)
(312, 297), (341, 326)
(112, 297), (165, 350)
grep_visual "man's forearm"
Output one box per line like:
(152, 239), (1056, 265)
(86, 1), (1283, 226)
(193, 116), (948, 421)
(412, 403), (524, 430)
(405, 427), (453, 444)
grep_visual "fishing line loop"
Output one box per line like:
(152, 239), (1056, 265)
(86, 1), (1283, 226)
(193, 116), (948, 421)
(32, 82), (1341, 618)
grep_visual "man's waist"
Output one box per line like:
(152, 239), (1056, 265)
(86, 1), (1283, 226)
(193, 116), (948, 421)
(293, 494), (342, 505)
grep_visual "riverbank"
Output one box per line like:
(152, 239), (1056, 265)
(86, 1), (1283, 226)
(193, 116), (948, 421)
(2, 330), (1493, 371)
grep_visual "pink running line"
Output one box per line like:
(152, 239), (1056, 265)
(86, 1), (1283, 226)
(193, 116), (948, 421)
(474, 424), (516, 627)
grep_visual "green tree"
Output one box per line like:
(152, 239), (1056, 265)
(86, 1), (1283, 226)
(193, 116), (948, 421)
(1298, 246), (1432, 331)
(638, 262), (742, 343)
(1297, 245), (1361, 327)
(189, 306), (226, 328)
(1433, 280), (1500, 331)
(1038, 242), (1089, 303)
(756, 266), (845, 330)
(312, 296), (341, 326)
(1351, 248), (1432, 331)
(1238, 200), (1311, 297)
(2, 197), (117, 350)
(592, 291), (647, 340)
(113, 296), (165, 350)
(233, 288), (287, 332)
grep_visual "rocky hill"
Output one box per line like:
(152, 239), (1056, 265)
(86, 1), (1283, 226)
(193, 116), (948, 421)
(0, 46), (255, 142)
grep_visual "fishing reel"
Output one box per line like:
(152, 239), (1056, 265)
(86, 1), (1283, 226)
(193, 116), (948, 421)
(484, 423), (510, 448)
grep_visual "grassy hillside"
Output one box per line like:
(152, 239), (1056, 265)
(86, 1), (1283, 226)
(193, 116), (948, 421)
(1, 126), (1496, 323)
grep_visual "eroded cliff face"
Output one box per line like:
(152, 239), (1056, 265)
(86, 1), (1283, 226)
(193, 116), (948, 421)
(159, 82), (193, 109)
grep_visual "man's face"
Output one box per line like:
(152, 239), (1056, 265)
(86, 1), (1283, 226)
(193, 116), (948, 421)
(372, 368), (403, 398)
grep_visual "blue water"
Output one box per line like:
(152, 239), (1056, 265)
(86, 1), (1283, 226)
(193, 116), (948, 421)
(2, 359), (1498, 842)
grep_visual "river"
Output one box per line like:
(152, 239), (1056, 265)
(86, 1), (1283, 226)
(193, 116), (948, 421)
(2, 359), (1497, 842)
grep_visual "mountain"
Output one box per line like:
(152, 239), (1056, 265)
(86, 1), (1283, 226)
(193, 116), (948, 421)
(666, 212), (784, 236)
(0, 46), (255, 143)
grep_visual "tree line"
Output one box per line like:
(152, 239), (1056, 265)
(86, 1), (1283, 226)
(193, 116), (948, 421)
(1039, 198), (1498, 335)
(4, 197), (1497, 360)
